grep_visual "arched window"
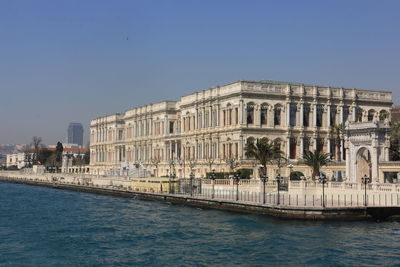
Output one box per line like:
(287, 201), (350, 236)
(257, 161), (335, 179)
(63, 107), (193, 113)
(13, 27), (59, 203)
(356, 107), (363, 122)
(247, 103), (255, 124)
(343, 106), (349, 123)
(246, 137), (255, 146)
(260, 104), (268, 125)
(330, 105), (337, 127)
(274, 138), (282, 151)
(274, 104), (282, 126)
(368, 109), (375, 121)
(379, 110), (389, 121)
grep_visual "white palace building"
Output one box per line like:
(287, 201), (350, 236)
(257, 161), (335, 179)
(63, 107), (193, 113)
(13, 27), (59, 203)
(89, 80), (397, 183)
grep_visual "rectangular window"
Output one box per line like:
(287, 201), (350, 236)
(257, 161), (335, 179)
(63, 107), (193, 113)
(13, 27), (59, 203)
(235, 108), (238, 124)
(247, 106), (254, 124)
(303, 104), (310, 127)
(261, 108), (267, 125)
(343, 106), (349, 123)
(330, 139), (336, 159)
(316, 104), (323, 127)
(290, 103), (297, 127)
(169, 121), (174, 134)
(303, 138), (310, 155)
(118, 130), (124, 141)
(330, 106), (337, 127)
(316, 138), (324, 152)
(290, 138), (297, 159)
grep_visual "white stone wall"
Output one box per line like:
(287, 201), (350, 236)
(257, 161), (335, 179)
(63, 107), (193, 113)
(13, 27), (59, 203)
(89, 80), (393, 178)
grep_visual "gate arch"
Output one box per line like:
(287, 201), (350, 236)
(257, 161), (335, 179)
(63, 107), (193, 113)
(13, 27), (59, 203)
(356, 147), (371, 182)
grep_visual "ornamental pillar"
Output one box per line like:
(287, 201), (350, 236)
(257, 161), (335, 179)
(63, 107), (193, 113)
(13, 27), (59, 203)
(299, 137), (304, 158)
(312, 102), (317, 127)
(326, 103), (331, 128)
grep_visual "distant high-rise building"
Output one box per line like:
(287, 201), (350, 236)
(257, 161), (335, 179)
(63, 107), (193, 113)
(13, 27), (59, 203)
(67, 123), (84, 147)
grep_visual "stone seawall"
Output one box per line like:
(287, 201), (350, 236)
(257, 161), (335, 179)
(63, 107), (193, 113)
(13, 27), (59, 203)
(0, 176), (370, 221)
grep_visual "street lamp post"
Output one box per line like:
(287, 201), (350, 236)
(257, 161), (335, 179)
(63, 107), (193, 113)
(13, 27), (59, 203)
(169, 172), (176, 194)
(319, 173), (328, 207)
(234, 172), (241, 201)
(275, 174), (282, 205)
(361, 174), (371, 206)
(189, 168), (195, 196)
(210, 168), (216, 199)
(287, 163), (293, 181)
(259, 165), (268, 204)
(169, 172), (173, 194)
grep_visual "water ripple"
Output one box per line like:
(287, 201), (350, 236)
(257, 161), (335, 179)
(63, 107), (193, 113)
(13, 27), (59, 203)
(0, 182), (399, 266)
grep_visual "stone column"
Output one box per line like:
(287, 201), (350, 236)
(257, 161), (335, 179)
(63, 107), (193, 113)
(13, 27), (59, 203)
(326, 103), (331, 128)
(239, 135), (244, 159)
(195, 108), (198, 130)
(312, 102), (317, 127)
(338, 104), (344, 124)
(174, 141), (178, 159)
(208, 105), (212, 128)
(345, 139), (352, 182)
(217, 104), (221, 127)
(312, 137), (317, 151)
(216, 136), (220, 159)
(255, 105), (261, 127)
(351, 104), (357, 122)
(268, 106), (274, 127)
(239, 100), (244, 126)
(327, 138), (331, 154)
(372, 136), (379, 182)
(286, 101), (291, 127)
(298, 102), (303, 127)
(286, 136), (291, 159)
(299, 136), (304, 158)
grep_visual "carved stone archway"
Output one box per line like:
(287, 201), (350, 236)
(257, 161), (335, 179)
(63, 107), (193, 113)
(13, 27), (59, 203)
(356, 147), (371, 182)
(345, 120), (390, 183)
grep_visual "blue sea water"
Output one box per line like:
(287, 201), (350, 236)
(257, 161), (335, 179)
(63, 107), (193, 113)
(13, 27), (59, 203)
(0, 182), (399, 267)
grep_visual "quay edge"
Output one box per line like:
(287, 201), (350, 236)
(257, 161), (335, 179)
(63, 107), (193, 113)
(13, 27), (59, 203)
(0, 176), (380, 221)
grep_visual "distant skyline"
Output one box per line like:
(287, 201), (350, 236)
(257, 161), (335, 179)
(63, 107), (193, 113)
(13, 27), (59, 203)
(1, 0), (399, 145)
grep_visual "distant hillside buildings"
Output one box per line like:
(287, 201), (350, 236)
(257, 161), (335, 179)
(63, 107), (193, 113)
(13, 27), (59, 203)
(67, 123), (84, 147)
(391, 106), (400, 123)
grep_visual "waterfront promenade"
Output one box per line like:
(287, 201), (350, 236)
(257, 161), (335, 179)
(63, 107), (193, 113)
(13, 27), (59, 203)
(1, 171), (400, 220)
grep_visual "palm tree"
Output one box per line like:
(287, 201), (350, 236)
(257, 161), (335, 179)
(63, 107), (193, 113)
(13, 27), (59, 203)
(302, 150), (330, 180)
(245, 137), (283, 175)
(331, 123), (344, 161)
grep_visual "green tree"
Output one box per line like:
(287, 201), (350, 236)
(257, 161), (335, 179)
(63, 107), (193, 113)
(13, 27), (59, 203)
(37, 149), (53, 165)
(245, 137), (283, 175)
(31, 136), (42, 164)
(390, 122), (400, 161)
(302, 150), (331, 180)
(55, 142), (64, 171)
(83, 150), (90, 164)
(225, 156), (240, 172)
(331, 123), (344, 161)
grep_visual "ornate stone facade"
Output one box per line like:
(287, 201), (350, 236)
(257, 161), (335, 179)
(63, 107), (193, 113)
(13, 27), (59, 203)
(345, 120), (391, 183)
(89, 80), (392, 178)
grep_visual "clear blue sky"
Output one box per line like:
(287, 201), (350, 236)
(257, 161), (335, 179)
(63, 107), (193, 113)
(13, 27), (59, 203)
(1, 0), (399, 145)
